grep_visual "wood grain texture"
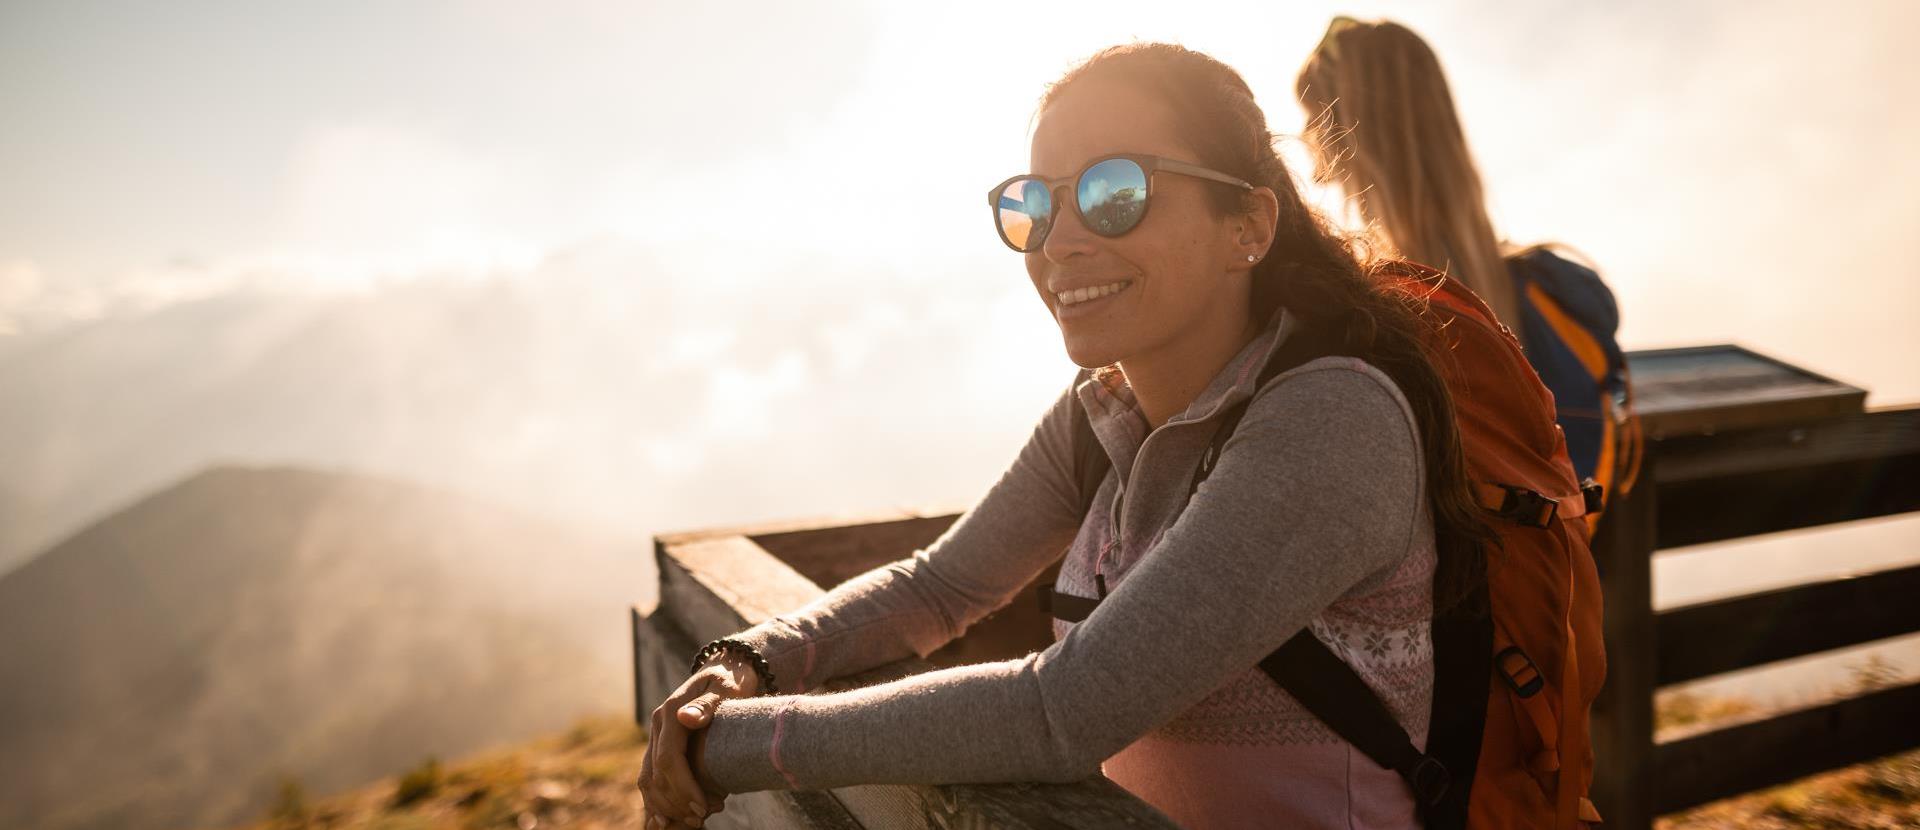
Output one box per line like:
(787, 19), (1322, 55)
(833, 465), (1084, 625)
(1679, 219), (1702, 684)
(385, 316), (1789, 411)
(751, 513), (962, 589)
(1592, 473), (1659, 830)
(646, 529), (1178, 828)
(1653, 452), (1920, 548)
(1653, 681), (1920, 814)
(1626, 345), (1867, 439)
(1656, 563), (1920, 685)
(1651, 406), (1920, 485)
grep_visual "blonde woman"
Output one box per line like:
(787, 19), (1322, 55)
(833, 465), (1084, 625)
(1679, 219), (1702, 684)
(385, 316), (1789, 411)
(1298, 17), (1636, 496)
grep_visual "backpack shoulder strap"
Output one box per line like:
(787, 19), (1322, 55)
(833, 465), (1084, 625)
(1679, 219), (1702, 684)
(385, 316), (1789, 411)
(1259, 632), (1453, 813)
(1186, 314), (1343, 496)
(1190, 311), (1470, 825)
(1062, 312), (1465, 821)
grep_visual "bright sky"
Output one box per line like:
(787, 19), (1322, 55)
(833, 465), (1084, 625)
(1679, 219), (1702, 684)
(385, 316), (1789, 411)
(6, 0), (1918, 699)
(5, 0), (1919, 403)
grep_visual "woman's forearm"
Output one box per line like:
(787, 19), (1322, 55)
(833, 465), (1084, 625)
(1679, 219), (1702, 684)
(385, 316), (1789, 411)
(721, 382), (1088, 692)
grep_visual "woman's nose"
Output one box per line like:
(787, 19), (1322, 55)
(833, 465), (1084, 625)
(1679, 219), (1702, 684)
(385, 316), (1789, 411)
(1041, 189), (1098, 262)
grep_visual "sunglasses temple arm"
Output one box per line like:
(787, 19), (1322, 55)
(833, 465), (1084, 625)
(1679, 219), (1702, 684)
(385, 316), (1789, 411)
(1157, 158), (1254, 190)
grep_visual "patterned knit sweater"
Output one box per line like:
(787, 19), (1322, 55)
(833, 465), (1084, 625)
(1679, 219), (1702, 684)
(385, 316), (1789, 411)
(704, 310), (1436, 829)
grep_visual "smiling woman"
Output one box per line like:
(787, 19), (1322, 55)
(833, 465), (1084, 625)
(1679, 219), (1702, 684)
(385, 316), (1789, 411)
(634, 42), (1580, 830)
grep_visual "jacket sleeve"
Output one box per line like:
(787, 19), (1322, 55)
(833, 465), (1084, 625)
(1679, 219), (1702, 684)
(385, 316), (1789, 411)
(702, 362), (1427, 792)
(718, 380), (1089, 694)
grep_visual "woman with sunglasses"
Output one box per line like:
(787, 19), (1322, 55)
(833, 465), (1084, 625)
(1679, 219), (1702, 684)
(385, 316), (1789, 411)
(1298, 18), (1633, 498)
(639, 43), (1490, 830)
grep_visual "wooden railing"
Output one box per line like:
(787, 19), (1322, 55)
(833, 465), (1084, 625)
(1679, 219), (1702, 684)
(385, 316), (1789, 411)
(1591, 403), (1920, 828)
(632, 513), (1178, 829)
(632, 346), (1920, 828)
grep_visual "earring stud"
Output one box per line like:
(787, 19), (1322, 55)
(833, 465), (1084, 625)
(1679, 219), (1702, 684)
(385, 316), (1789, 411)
(1247, 254), (1258, 263)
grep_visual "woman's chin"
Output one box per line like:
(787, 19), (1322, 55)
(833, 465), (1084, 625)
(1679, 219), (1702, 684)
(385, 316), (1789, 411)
(1060, 332), (1123, 370)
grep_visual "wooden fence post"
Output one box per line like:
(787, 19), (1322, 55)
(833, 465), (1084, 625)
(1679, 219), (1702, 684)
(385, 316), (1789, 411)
(1591, 458), (1658, 830)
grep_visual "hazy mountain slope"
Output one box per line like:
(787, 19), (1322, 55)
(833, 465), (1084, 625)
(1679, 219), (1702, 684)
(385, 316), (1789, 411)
(0, 248), (1057, 580)
(0, 465), (649, 830)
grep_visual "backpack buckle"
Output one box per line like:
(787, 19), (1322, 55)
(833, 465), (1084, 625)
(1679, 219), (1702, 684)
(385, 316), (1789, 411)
(1496, 646), (1545, 698)
(1402, 755), (1451, 807)
(1581, 478), (1605, 514)
(1495, 485), (1559, 528)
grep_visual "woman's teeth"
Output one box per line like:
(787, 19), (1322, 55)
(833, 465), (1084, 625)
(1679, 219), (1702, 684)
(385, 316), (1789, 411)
(1057, 281), (1132, 306)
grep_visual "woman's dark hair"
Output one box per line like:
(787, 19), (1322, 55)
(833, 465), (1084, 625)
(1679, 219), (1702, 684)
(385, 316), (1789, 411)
(1042, 43), (1493, 614)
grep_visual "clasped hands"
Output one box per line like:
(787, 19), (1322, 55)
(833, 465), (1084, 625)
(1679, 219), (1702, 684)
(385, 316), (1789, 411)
(637, 654), (760, 829)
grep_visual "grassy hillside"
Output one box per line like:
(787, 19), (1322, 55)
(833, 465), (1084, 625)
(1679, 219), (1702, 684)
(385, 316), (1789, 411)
(241, 709), (1918, 830)
(1655, 662), (1920, 829)
(0, 466), (648, 830)
(232, 713), (652, 830)
(1657, 749), (1920, 829)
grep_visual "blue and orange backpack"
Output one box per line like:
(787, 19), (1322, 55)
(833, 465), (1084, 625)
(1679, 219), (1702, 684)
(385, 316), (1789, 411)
(1508, 246), (1643, 522)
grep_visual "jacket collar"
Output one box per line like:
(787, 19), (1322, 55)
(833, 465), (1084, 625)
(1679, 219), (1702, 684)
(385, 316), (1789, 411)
(1073, 306), (1299, 433)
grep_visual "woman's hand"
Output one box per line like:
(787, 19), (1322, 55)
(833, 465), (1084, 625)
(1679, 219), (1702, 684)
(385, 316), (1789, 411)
(639, 654), (760, 828)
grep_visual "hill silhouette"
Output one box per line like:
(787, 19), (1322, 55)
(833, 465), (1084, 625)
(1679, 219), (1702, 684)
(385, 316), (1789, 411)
(0, 465), (649, 830)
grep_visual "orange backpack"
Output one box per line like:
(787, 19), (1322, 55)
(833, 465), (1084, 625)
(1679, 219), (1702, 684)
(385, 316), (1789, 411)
(1400, 263), (1608, 828)
(1054, 261), (1607, 828)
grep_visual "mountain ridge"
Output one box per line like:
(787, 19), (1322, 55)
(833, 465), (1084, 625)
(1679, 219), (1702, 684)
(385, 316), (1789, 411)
(0, 464), (650, 830)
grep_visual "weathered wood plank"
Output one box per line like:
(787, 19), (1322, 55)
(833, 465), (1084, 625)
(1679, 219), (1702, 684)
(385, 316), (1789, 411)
(1656, 563), (1920, 685)
(1652, 453), (1920, 548)
(656, 534), (825, 640)
(695, 790), (867, 830)
(657, 509), (930, 550)
(1653, 680), (1920, 815)
(1651, 406), (1920, 485)
(828, 778), (1181, 829)
(1591, 472), (1659, 830)
(748, 512), (1058, 668)
(1626, 345), (1866, 440)
(647, 532), (1179, 828)
(751, 513), (962, 589)
(1643, 407), (1920, 548)
(635, 606), (699, 721)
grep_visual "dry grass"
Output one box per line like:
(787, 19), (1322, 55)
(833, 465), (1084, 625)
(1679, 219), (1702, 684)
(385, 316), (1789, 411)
(1656, 657), (1918, 829)
(1655, 749), (1920, 830)
(238, 663), (1920, 830)
(234, 713), (652, 830)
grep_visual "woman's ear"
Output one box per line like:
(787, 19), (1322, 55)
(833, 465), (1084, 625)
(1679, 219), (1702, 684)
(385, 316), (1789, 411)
(1234, 187), (1282, 268)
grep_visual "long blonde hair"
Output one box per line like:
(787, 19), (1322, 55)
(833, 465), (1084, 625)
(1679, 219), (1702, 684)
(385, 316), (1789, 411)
(1296, 18), (1522, 333)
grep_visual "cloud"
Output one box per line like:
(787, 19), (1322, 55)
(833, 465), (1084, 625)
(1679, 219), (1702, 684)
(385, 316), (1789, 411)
(275, 123), (549, 281)
(0, 261), (44, 334)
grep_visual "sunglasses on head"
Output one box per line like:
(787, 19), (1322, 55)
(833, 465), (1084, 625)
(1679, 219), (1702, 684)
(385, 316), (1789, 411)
(987, 154), (1253, 253)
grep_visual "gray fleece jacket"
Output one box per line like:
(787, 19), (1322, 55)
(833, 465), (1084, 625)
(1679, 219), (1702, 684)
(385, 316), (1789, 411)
(703, 309), (1434, 828)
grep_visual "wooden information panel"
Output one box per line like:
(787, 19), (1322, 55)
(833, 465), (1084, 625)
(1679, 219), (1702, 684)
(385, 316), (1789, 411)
(1625, 345), (1866, 439)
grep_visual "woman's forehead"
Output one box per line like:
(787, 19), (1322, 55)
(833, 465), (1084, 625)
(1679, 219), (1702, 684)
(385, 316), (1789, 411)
(1029, 80), (1189, 177)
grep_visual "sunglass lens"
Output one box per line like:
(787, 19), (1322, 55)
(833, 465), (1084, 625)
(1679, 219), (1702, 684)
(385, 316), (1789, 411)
(996, 178), (1053, 251)
(1077, 158), (1148, 236)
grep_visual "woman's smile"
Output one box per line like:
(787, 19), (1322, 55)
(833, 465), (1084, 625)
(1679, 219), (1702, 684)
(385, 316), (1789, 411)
(1053, 279), (1135, 319)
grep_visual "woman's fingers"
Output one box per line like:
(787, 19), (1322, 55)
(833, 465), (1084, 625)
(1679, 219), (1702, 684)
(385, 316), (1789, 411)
(640, 710), (679, 826)
(642, 695), (704, 826)
(675, 690), (727, 728)
(654, 714), (712, 825)
(641, 666), (751, 827)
